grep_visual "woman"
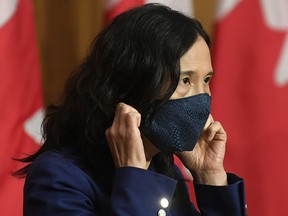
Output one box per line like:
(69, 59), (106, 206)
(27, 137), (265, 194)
(16, 4), (246, 216)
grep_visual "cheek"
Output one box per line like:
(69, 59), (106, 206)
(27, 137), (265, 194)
(170, 85), (196, 99)
(204, 85), (211, 96)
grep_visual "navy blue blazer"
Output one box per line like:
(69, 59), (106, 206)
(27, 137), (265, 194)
(24, 147), (246, 215)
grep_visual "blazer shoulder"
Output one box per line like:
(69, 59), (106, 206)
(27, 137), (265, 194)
(24, 149), (110, 215)
(25, 149), (101, 194)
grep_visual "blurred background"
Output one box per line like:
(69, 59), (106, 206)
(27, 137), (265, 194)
(1, 0), (288, 215)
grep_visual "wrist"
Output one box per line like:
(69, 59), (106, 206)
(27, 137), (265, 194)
(192, 169), (228, 186)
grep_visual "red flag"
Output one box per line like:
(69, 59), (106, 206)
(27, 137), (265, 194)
(212, 0), (288, 215)
(0, 0), (43, 215)
(105, 0), (144, 22)
(105, 0), (193, 23)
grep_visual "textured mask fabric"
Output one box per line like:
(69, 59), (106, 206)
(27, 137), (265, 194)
(142, 93), (211, 152)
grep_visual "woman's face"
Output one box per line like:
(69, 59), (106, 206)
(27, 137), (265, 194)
(170, 37), (213, 99)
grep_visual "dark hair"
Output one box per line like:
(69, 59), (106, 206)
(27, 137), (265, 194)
(15, 3), (210, 186)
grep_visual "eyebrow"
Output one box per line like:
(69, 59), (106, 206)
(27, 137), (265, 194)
(180, 70), (214, 76)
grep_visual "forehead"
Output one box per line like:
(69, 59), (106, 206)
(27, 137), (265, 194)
(180, 37), (212, 72)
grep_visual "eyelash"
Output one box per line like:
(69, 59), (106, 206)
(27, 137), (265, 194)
(180, 75), (212, 85)
(182, 77), (190, 85)
(204, 76), (212, 84)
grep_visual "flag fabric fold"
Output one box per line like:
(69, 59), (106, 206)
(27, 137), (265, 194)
(212, 0), (288, 215)
(105, 0), (193, 22)
(0, 0), (43, 215)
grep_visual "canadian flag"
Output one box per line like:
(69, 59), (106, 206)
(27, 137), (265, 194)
(212, 0), (288, 215)
(105, 0), (193, 22)
(0, 0), (43, 215)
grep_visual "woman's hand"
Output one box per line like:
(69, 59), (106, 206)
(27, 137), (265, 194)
(176, 115), (228, 185)
(105, 103), (147, 169)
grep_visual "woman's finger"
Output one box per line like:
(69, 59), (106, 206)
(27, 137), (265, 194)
(205, 121), (226, 141)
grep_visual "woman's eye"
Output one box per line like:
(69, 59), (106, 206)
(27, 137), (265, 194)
(181, 77), (190, 85)
(204, 76), (211, 84)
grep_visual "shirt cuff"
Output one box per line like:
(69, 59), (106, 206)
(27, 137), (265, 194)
(194, 173), (247, 216)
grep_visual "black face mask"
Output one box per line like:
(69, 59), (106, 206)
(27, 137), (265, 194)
(142, 93), (211, 152)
